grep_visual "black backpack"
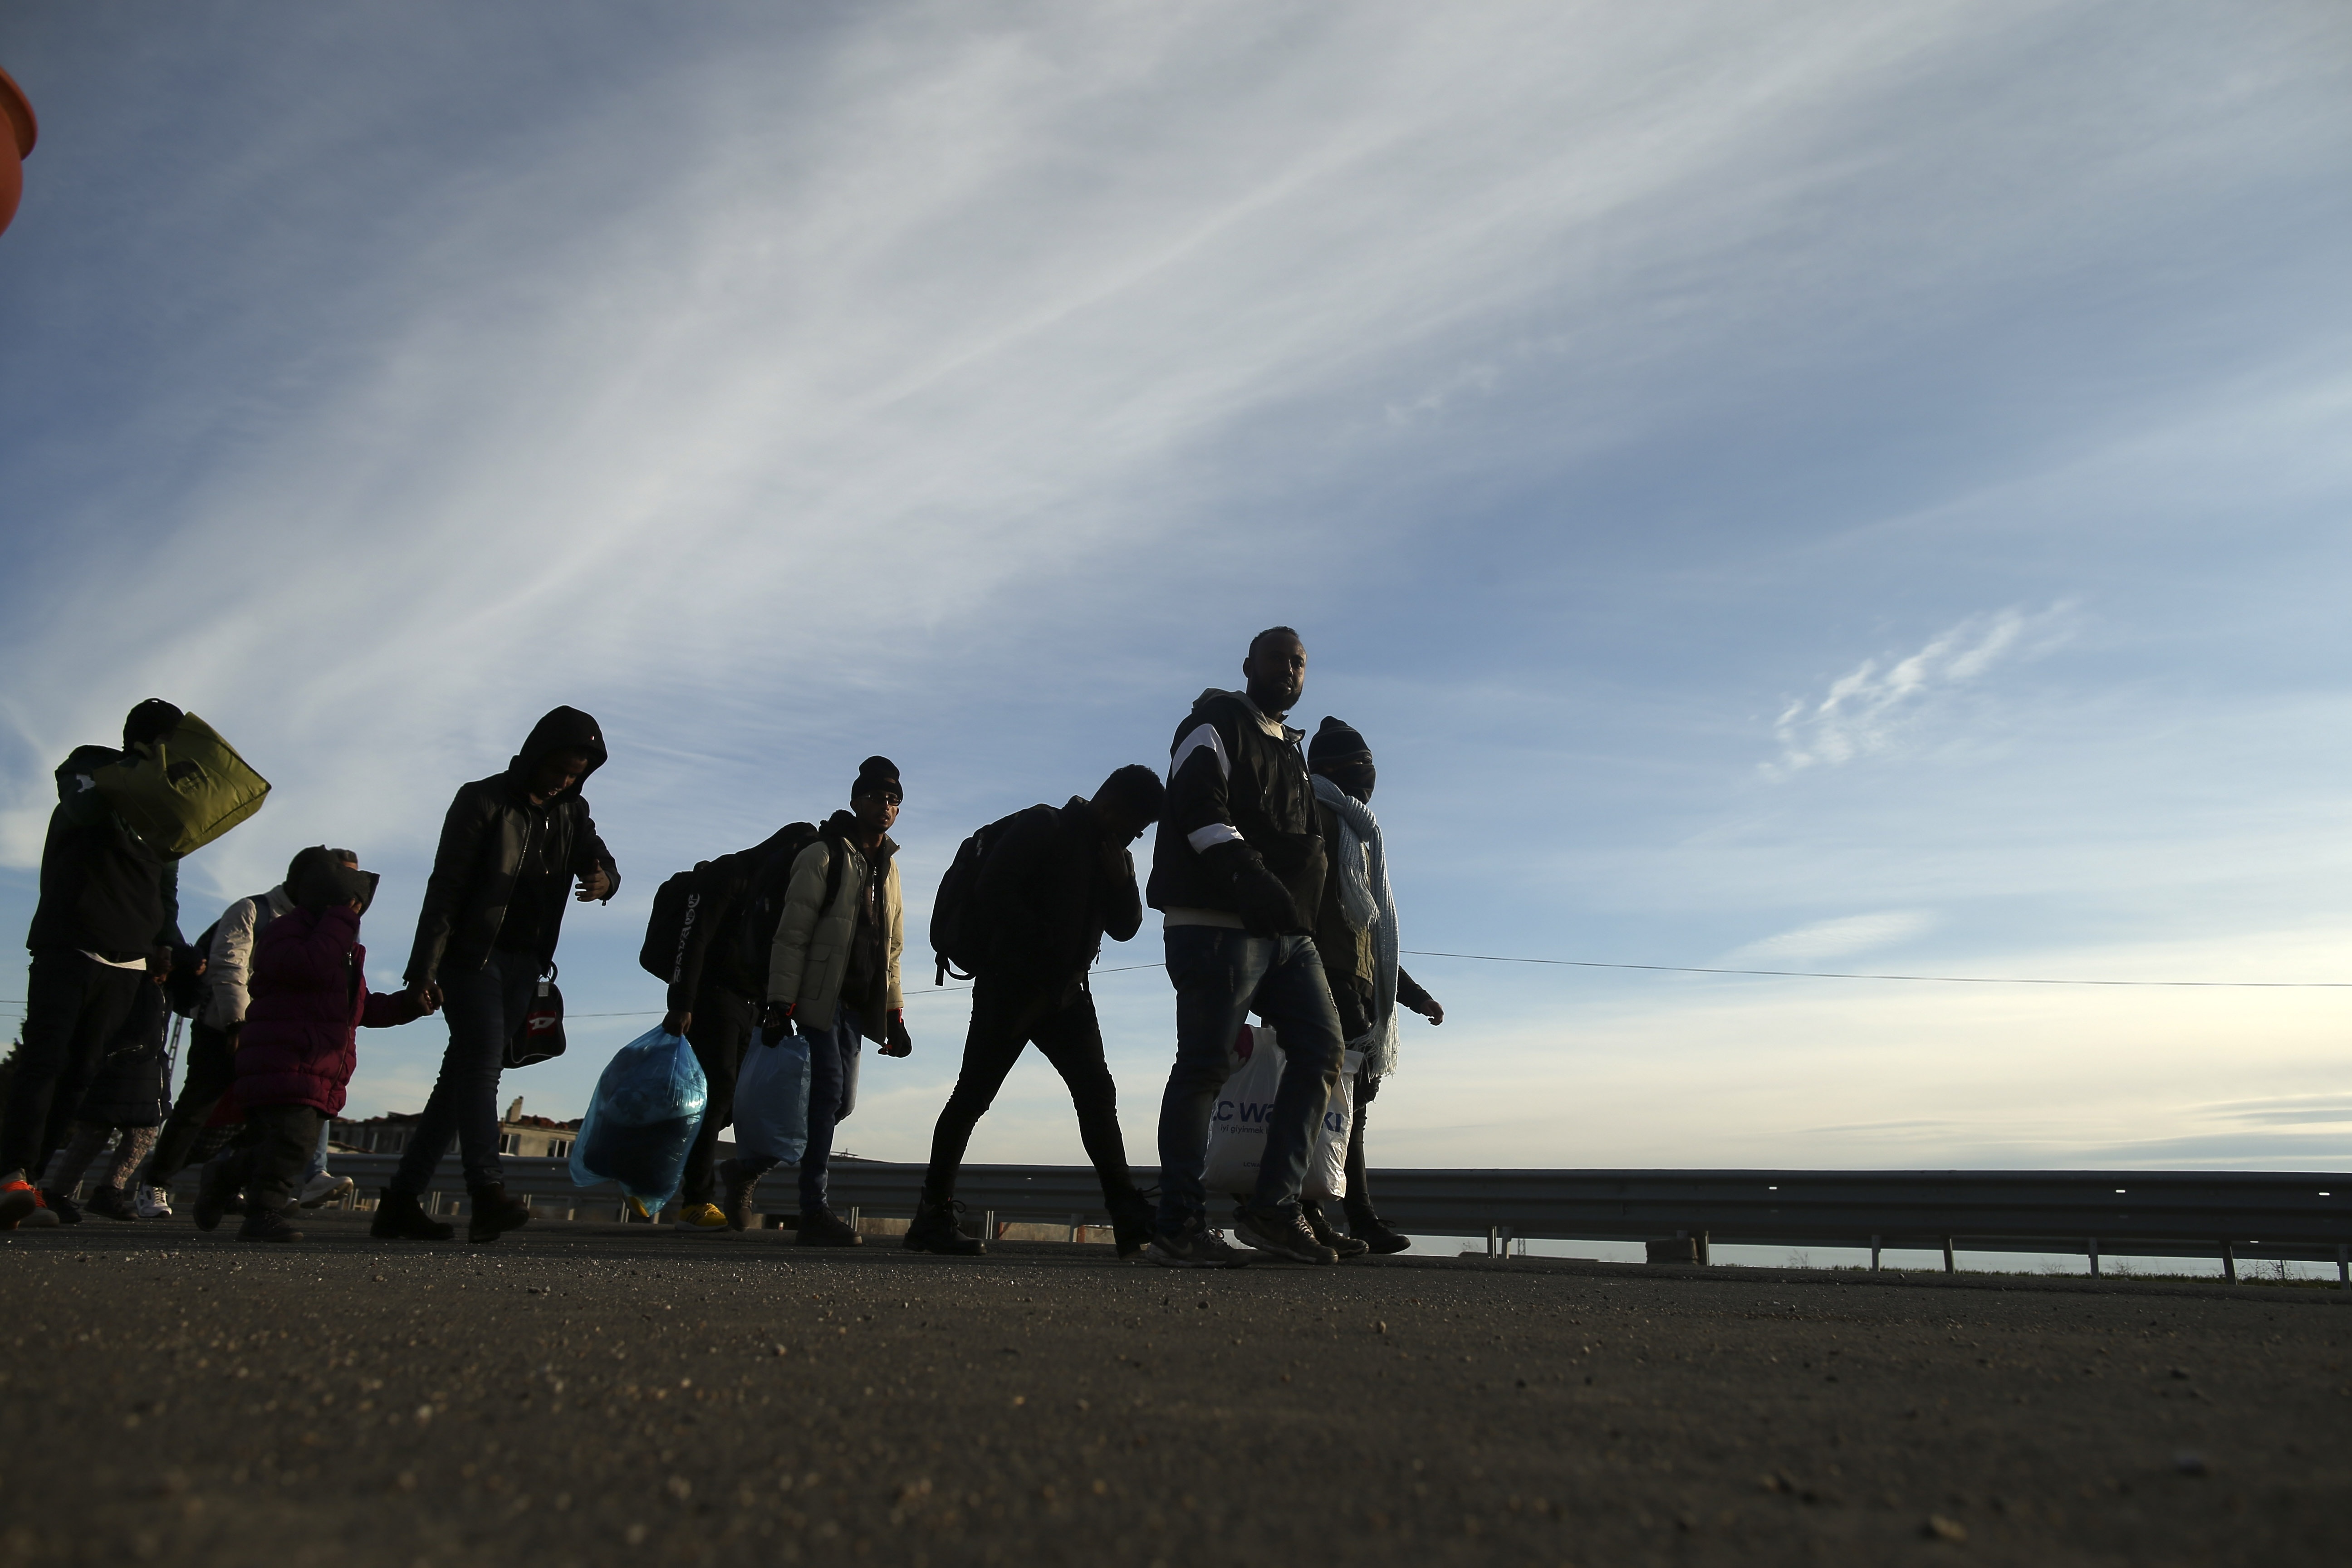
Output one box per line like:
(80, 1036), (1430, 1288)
(730, 822), (834, 999)
(929, 807), (1038, 985)
(638, 867), (708, 983)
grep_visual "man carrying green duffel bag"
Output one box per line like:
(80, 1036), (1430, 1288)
(3, 701), (210, 1231)
(88, 707), (270, 857)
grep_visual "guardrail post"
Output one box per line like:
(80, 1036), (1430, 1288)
(984, 1209), (996, 1241)
(1486, 1225), (1499, 1258)
(1068, 1213), (1081, 1244)
(2087, 1239), (2100, 1279)
(1942, 1237), (1955, 1274)
(1869, 1235), (1882, 1272)
(2338, 1245), (2347, 1291)
(2221, 1241), (2236, 1284)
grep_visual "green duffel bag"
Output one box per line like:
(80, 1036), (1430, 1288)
(93, 713), (270, 856)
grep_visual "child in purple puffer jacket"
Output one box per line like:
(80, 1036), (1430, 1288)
(194, 848), (421, 1243)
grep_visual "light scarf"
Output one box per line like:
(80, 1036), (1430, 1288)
(1313, 774), (1401, 1078)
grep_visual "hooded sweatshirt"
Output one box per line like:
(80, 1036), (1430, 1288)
(404, 706), (622, 987)
(26, 745), (184, 962)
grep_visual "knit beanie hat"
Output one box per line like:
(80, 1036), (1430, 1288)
(851, 755), (903, 803)
(122, 699), (183, 750)
(1308, 716), (1372, 771)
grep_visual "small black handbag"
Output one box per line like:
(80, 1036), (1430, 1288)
(505, 963), (567, 1069)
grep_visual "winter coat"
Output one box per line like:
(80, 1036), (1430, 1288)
(201, 885), (294, 1029)
(236, 906), (424, 1117)
(765, 813), (902, 1040)
(973, 798), (1142, 1003)
(404, 706), (621, 986)
(26, 745), (185, 962)
(1146, 688), (1326, 930)
(75, 982), (172, 1129)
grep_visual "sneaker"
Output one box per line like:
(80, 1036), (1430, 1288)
(903, 1198), (985, 1257)
(298, 1171), (354, 1208)
(192, 1158), (241, 1233)
(1345, 1206), (1412, 1254)
(135, 1185), (173, 1220)
(1, 1178), (59, 1230)
(715, 1158), (764, 1232)
(676, 1201), (729, 1229)
(1302, 1202), (1370, 1259)
(40, 1188), (83, 1225)
(238, 1205), (304, 1244)
(1231, 1204), (1337, 1265)
(1146, 1215), (1251, 1269)
(369, 1188), (454, 1241)
(84, 1185), (140, 1222)
(795, 1207), (863, 1247)
(1111, 1194), (1158, 1260)
(466, 1182), (531, 1244)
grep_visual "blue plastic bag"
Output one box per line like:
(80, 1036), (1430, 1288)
(732, 1027), (811, 1165)
(569, 1027), (707, 1212)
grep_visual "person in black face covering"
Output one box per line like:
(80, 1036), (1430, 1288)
(376, 707), (620, 1244)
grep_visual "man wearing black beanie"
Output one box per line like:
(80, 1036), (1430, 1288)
(1144, 627), (1347, 1266)
(1306, 716), (1444, 1254)
(753, 756), (912, 1245)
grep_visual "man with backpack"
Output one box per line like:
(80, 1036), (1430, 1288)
(906, 764), (1168, 1258)
(750, 757), (911, 1246)
(4, 700), (194, 1231)
(645, 821), (819, 1228)
(378, 706), (620, 1244)
(1145, 628), (1347, 1267)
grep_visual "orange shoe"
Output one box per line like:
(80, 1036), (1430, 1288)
(0, 1178), (59, 1230)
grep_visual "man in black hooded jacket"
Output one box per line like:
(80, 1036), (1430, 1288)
(376, 706), (620, 1244)
(1144, 628), (1347, 1267)
(3, 700), (193, 1232)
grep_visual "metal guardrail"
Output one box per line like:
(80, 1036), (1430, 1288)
(252, 1156), (2352, 1280)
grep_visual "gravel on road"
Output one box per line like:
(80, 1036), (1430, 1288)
(3, 1216), (2347, 1567)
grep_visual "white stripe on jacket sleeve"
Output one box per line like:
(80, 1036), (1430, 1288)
(1186, 823), (1244, 852)
(1169, 723), (1229, 781)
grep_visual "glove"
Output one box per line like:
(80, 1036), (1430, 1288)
(1204, 839), (1301, 936)
(760, 1000), (797, 1034)
(882, 1009), (912, 1058)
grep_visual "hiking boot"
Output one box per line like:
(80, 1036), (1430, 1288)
(716, 1158), (764, 1232)
(1146, 1215), (1251, 1269)
(369, 1188), (454, 1241)
(903, 1198), (985, 1257)
(676, 1201), (729, 1229)
(299, 1171), (354, 1208)
(1302, 1202), (1371, 1259)
(1345, 1205), (1412, 1254)
(84, 1185), (139, 1222)
(40, 1188), (83, 1225)
(1, 1178), (57, 1230)
(1231, 1204), (1338, 1265)
(239, 1204), (304, 1244)
(1110, 1194), (1158, 1260)
(795, 1207), (862, 1247)
(192, 1158), (241, 1233)
(135, 1184), (173, 1219)
(467, 1183), (531, 1244)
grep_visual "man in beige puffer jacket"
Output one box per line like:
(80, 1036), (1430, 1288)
(753, 756), (910, 1245)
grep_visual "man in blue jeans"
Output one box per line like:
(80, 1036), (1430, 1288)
(1146, 628), (1344, 1266)
(380, 707), (620, 1243)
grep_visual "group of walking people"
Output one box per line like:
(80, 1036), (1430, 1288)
(3, 627), (1440, 1266)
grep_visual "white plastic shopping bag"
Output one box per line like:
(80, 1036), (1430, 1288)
(1303, 1047), (1365, 1200)
(1202, 1024), (1284, 1198)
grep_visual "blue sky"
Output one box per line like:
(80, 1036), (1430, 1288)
(4, 2), (2350, 1175)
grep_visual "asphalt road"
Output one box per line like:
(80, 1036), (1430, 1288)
(3, 1215), (2347, 1567)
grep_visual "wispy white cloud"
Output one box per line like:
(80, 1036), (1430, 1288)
(1725, 910), (1936, 965)
(1764, 604), (2074, 778)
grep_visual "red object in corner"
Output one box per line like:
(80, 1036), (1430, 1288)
(0, 66), (38, 239)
